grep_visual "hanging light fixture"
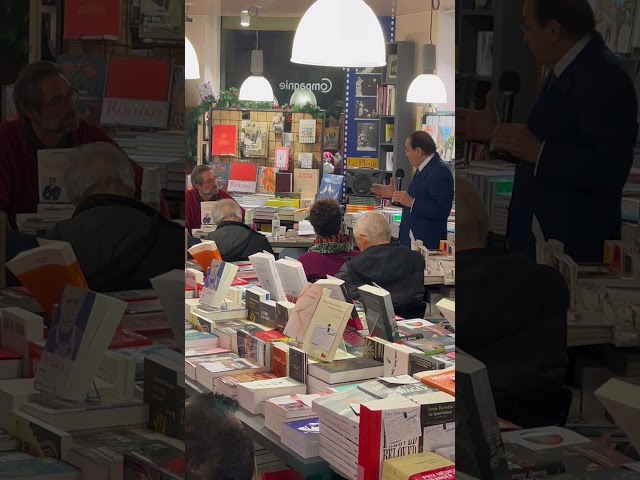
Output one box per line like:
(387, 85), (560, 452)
(239, 6), (274, 102)
(291, 0), (386, 67)
(240, 10), (250, 27)
(407, 0), (447, 104)
(289, 88), (317, 106)
(185, 36), (200, 79)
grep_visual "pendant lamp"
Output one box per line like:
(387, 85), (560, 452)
(239, 7), (274, 102)
(291, 0), (386, 67)
(185, 37), (200, 79)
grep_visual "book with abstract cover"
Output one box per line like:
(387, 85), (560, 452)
(34, 285), (126, 401)
(316, 174), (345, 203)
(243, 122), (269, 158)
(228, 163), (258, 193)
(211, 125), (238, 157)
(437, 126), (455, 162)
(257, 167), (277, 194)
(57, 55), (107, 125)
(209, 162), (230, 191)
(167, 65), (185, 131)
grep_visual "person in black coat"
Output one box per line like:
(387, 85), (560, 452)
(206, 199), (274, 262)
(457, 0), (638, 262)
(49, 142), (184, 292)
(456, 176), (570, 427)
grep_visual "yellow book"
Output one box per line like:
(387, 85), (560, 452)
(382, 452), (454, 480)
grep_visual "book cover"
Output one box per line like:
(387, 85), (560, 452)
(143, 354), (183, 439)
(37, 149), (74, 203)
(363, 336), (390, 363)
(168, 65), (185, 131)
(298, 153), (314, 169)
(101, 56), (172, 129)
(63, 0), (121, 39)
(324, 127), (339, 150)
(301, 296), (352, 362)
(293, 169), (319, 199)
(228, 163), (258, 193)
(357, 379), (434, 399)
(415, 367), (455, 396)
(0, 307), (44, 376)
(288, 346), (308, 384)
(243, 122), (269, 158)
(307, 357), (384, 384)
(275, 300), (295, 332)
(246, 287), (269, 324)
(8, 409), (73, 460)
(257, 166), (277, 194)
(275, 258), (307, 303)
(199, 259), (239, 309)
(358, 284), (400, 342)
(138, 0), (183, 42)
(299, 119), (316, 144)
(271, 342), (289, 377)
(248, 252), (287, 302)
(34, 285), (127, 401)
(275, 172), (293, 193)
(5, 242), (88, 320)
(316, 174), (345, 203)
(382, 452), (455, 480)
(258, 299), (277, 329)
(57, 55), (107, 125)
(282, 283), (328, 342)
(211, 125), (238, 156)
(275, 147), (291, 171)
(209, 162), (231, 191)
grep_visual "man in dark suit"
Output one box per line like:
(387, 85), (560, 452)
(458, 0), (638, 262)
(371, 131), (454, 248)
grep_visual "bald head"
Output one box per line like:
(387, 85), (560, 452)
(65, 142), (135, 205)
(455, 176), (488, 251)
(354, 212), (391, 251)
(212, 199), (243, 224)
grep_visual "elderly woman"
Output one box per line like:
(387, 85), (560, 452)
(298, 198), (359, 281)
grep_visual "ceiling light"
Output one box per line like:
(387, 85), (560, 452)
(240, 10), (250, 27)
(291, 0), (386, 67)
(185, 37), (200, 79)
(407, 44), (447, 103)
(289, 88), (317, 106)
(239, 50), (274, 102)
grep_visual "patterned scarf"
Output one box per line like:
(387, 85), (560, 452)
(308, 233), (353, 255)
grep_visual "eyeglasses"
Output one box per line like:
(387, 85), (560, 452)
(41, 90), (79, 108)
(200, 177), (217, 185)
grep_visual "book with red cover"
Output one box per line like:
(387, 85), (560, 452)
(101, 56), (173, 128)
(228, 163), (258, 193)
(212, 125), (238, 156)
(109, 328), (153, 349)
(63, 0), (121, 40)
(275, 172), (293, 193)
(417, 367), (455, 396)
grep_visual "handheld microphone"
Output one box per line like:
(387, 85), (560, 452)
(491, 71), (521, 163)
(391, 168), (405, 207)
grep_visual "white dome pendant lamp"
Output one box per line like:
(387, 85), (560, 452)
(185, 36), (200, 79)
(239, 7), (274, 102)
(407, 0), (447, 103)
(291, 0), (386, 68)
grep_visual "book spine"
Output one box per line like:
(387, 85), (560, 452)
(357, 406), (383, 480)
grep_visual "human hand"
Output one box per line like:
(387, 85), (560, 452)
(492, 123), (543, 164)
(456, 90), (498, 142)
(371, 178), (395, 199)
(391, 191), (414, 208)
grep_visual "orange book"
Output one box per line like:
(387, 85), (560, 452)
(211, 125), (238, 156)
(5, 242), (88, 320)
(63, 0), (121, 40)
(416, 366), (455, 397)
(187, 240), (223, 274)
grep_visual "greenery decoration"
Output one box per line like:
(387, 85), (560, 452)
(187, 87), (326, 165)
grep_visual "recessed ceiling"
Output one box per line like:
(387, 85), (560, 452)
(187, 0), (454, 17)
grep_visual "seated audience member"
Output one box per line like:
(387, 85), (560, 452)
(186, 393), (256, 480)
(298, 199), (359, 281)
(0, 61), (168, 227)
(185, 165), (244, 234)
(206, 199), (274, 261)
(336, 211), (425, 319)
(49, 142), (183, 292)
(455, 176), (570, 428)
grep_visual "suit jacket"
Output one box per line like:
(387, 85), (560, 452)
(398, 153), (454, 248)
(507, 34), (638, 262)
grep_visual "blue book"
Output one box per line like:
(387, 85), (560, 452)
(315, 174), (345, 203)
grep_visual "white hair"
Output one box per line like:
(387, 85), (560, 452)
(354, 211), (391, 244)
(65, 142), (135, 205)
(455, 175), (488, 250)
(212, 199), (242, 224)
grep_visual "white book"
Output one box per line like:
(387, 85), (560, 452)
(595, 378), (640, 451)
(283, 283), (331, 342)
(200, 201), (215, 227)
(37, 148), (74, 204)
(0, 308), (44, 376)
(199, 260), (239, 309)
(275, 257), (307, 302)
(301, 296), (353, 362)
(236, 377), (306, 415)
(0, 378), (38, 430)
(34, 285), (127, 401)
(435, 298), (455, 329)
(185, 268), (204, 290)
(383, 343), (420, 377)
(248, 252), (287, 302)
(150, 269), (186, 354)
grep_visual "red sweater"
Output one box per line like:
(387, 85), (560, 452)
(0, 119), (168, 227)
(184, 188), (245, 233)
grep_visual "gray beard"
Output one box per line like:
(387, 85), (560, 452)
(36, 115), (79, 134)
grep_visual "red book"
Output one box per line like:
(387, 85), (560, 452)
(211, 125), (238, 156)
(109, 328), (153, 349)
(228, 163), (258, 193)
(63, 0), (121, 40)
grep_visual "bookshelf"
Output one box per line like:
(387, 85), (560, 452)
(378, 41), (415, 175)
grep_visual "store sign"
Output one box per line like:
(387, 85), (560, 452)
(278, 78), (333, 94)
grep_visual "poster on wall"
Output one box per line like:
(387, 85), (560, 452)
(356, 123), (378, 152)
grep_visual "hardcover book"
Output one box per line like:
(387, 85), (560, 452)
(243, 122), (269, 158)
(358, 284), (400, 342)
(228, 162), (258, 193)
(63, 0), (121, 39)
(56, 56), (107, 125)
(316, 174), (345, 203)
(257, 166), (277, 194)
(288, 346), (308, 384)
(299, 119), (316, 144)
(211, 125), (238, 157)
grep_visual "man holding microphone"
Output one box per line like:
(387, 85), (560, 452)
(371, 131), (454, 249)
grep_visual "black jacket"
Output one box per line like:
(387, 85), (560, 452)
(335, 243), (425, 319)
(50, 194), (184, 292)
(508, 33), (638, 262)
(206, 221), (274, 262)
(456, 247), (569, 403)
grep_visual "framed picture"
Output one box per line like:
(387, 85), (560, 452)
(385, 54), (398, 83)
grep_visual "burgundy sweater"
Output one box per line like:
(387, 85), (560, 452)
(0, 119), (168, 227)
(298, 249), (360, 281)
(184, 188), (245, 234)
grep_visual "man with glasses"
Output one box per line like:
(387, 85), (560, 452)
(0, 61), (168, 227)
(185, 164), (244, 234)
